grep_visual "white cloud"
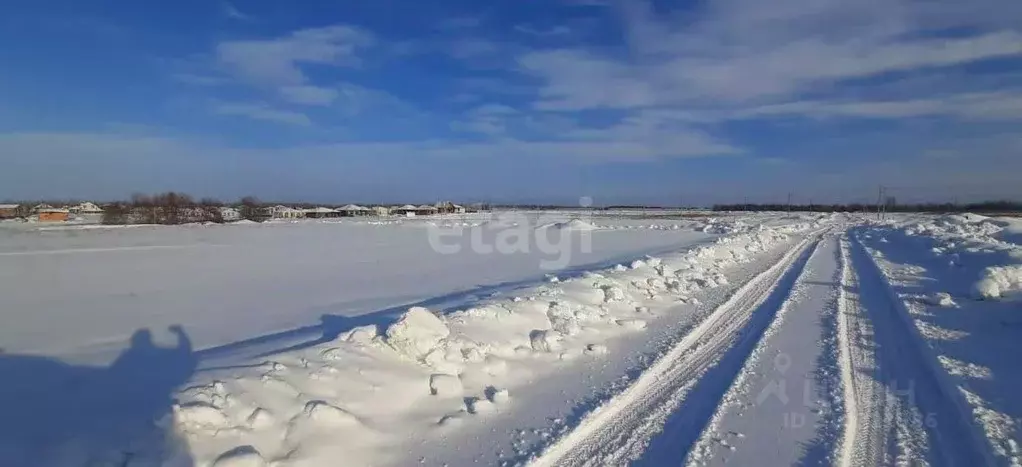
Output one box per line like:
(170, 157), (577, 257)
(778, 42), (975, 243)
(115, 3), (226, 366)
(514, 24), (572, 37)
(279, 85), (338, 106)
(217, 25), (372, 85)
(732, 90), (1022, 120)
(223, 2), (251, 21)
(213, 102), (311, 126)
(517, 0), (1022, 111)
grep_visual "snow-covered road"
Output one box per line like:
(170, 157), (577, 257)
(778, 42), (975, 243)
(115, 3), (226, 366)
(3, 212), (1020, 466)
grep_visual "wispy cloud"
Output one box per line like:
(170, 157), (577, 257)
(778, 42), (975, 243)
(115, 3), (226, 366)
(213, 102), (311, 126)
(223, 2), (252, 21)
(279, 85), (338, 106)
(517, 0), (1022, 115)
(514, 24), (572, 37)
(732, 90), (1022, 121)
(216, 25), (373, 85)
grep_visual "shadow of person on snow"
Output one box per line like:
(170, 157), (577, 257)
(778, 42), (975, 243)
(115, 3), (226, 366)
(0, 325), (197, 466)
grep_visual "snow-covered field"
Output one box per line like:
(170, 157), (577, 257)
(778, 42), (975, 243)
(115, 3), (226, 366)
(2, 211), (1020, 466)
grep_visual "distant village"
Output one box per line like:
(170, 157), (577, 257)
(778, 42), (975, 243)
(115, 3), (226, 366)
(0, 194), (483, 225)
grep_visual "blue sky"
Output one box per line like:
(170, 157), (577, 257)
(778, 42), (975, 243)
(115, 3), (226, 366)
(1, 0), (1021, 205)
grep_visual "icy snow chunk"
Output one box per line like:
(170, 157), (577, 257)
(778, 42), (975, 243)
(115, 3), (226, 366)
(585, 343), (609, 356)
(529, 329), (562, 353)
(320, 347), (345, 361)
(925, 292), (957, 307)
(602, 285), (626, 302)
(488, 387), (511, 405)
(972, 265), (1022, 300)
(483, 356), (508, 376)
(300, 401), (359, 426)
(553, 219), (596, 231)
(547, 301), (582, 336)
(385, 307), (450, 360)
(560, 348), (582, 361)
(466, 397), (496, 414)
(175, 402), (230, 429)
(630, 260), (646, 269)
(245, 408), (275, 430)
(550, 317), (582, 336)
(212, 446), (266, 467)
(437, 413), (466, 427)
(616, 319), (647, 330)
(422, 348), (464, 375)
(429, 374), (463, 396)
(339, 325), (378, 344)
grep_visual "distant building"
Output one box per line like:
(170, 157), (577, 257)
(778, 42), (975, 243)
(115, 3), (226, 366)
(37, 208), (70, 222)
(0, 204), (19, 219)
(305, 207), (340, 219)
(220, 207), (242, 222)
(337, 204), (371, 217)
(416, 204), (439, 215)
(371, 206), (390, 216)
(68, 202), (103, 214)
(435, 201), (466, 214)
(391, 204), (420, 216)
(32, 204), (54, 213)
(260, 205), (305, 219)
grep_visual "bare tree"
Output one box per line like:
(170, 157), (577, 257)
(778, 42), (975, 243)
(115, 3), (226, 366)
(239, 196), (262, 221)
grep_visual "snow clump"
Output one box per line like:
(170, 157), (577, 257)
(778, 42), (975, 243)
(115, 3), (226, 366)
(972, 266), (1022, 300)
(385, 307), (450, 360)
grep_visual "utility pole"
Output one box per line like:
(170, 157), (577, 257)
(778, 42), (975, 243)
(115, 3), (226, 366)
(876, 185), (886, 221)
(787, 192), (793, 212)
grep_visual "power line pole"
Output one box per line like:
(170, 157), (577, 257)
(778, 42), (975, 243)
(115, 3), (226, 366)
(787, 192), (793, 212)
(876, 185), (885, 221)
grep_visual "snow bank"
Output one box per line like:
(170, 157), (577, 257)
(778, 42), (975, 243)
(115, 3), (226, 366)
(894, 214), (1022, 302)
(972, 266), (1022, 301)
(536, 219), (598, 231)
(384, 307), (450, 361)
(152, 220), (814, 466)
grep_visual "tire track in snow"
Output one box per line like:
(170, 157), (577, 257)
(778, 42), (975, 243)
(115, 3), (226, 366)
(835, 233), (891, 466)
(846, 231), (995, 466)
(527, 230), (827, 467)
(681, 234), (845, 466)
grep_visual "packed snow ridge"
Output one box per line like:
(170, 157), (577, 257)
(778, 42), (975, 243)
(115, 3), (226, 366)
(900, 213), (1022, 301)
(153, 220), (821, 465)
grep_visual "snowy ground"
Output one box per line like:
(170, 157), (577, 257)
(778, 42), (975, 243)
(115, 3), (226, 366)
(2, 211), (1020, 466)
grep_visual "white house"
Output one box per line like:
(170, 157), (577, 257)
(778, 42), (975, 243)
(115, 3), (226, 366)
(68, 202), (103, 214)
(261, 205), (305, 219)
(371, 206), (390, 216)
(337, 204), (370, 217)
(392, 204), (420, 216)
(219, 207), (242, 222)
(417, 204), (439, 215)
(304, 207), (339, 218)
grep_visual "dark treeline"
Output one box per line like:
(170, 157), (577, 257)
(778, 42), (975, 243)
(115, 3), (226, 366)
(102, 192), (236, 225)
(713, 200), (1022, 213)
